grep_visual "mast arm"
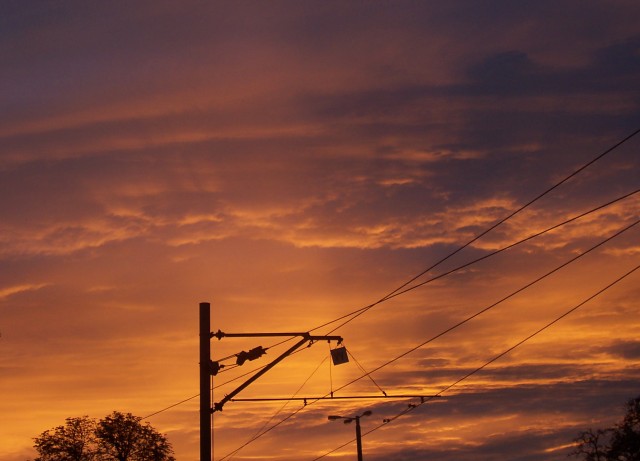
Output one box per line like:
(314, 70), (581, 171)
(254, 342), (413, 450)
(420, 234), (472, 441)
(213, 336), (309, 412)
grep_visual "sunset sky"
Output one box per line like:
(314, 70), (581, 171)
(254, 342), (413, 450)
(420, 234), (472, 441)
(1, 2), (640, 460)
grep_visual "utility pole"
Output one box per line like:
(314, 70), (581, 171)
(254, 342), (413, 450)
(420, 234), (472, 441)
(199, 302), (212, 461)
(355, 415), (363, 461)
(200, 304), (343, 459)
(328, 410), (372, 461)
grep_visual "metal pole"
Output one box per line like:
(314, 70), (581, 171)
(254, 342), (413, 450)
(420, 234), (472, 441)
(200, 302), (211, 461)
(355, 416), (363, 461)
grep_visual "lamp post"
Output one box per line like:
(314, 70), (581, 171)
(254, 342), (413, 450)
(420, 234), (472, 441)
(328, 410), (372, 461)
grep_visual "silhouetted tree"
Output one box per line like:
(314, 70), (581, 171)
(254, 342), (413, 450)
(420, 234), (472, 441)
(96, 412), (174, 461)
(572, 428), (613, 461)
(572, 396), (640, 461)
(33, 412), (174, 461)
(608, 397), (640, 461)
(33, 416), (98, 461)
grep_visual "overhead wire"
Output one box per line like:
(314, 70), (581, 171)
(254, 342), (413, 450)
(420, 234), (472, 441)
(212, 185), (639, 387)
(307, 217), (640, 399)
(320, 127), (640, 335)
(222, 356), (330, 461)
(143, 186), (639, 421)
(204, 125), (640, 391)
(320, 187), (640, 331)
(144, 129), (640, 458)
(215, 127), (640, 355)
(310, 261), (640, 460)
(216, 396), (312, 460)
(143, 393), (200, 419)
(142, 129), (639, 433)
(215, 216), (639, 458)
(346, 347), (387, 396)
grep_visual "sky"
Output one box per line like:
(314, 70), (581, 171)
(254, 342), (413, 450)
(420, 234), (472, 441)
(1, 1), (640, 460)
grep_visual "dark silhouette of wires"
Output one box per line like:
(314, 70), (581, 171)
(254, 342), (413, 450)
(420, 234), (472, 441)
(310, 262), (640, 460)
(143, 128), (639, 439)
(214, 127), (640, 358)
(318, 127), (640, 335)
(219, 357), (330, 461)
(210, 183), (639, 375)
(317, 187), (640, 335)
(143, 186), (639, 422)
(215, 216), (639, 460)
(321, 218), (639, 396)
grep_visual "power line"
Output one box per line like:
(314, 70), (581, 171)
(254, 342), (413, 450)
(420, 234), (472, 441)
(320, 127), (640, 335)
(346, 346), (387, 397)
(143, 393), (199, 419)
(216, 128), (640, 358)
(216, 217), (639, 457)
(310, 262), (640, 460)
(209, 129), (639, 457)
(320, 217), (639, 396)
(222, 357), (329, 461)
(215, 124), (640, 382)
(143, 186), (639, 421)
(321, 187), (640, 324)
(216, 399), (308, 461)
(218, 185), (640, 383)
